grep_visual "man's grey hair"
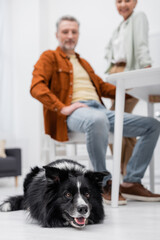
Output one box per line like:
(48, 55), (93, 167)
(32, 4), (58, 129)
(56, 15), (80, 31)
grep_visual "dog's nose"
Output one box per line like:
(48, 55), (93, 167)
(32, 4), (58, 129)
(77, 205), (88, 215)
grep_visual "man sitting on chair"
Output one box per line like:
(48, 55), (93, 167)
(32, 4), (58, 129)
(30, 15), (160, 205)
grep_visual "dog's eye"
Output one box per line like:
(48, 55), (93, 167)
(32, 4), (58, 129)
(65, 192), (72, 198)
(85, 192), (90, 198)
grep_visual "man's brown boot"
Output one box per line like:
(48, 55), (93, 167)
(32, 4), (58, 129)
(102, 180), (127, 205)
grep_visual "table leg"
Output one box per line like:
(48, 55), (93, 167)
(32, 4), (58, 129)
(111, 80), (125, 207)
(147, 102), (155, 192)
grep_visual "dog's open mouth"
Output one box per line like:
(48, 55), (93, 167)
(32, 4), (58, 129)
(72, 217), (86, 228)
(63, 212), (87, 229)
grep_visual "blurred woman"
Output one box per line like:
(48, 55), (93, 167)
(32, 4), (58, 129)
(105, 0), (152, 175)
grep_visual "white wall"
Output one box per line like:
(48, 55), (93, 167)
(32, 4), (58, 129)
(0, 1), (14, 139)
(1, 0), (160, 176)
(0, 0), (42, 172)
(46, 0), (160, 78)
(11, 0), (42, 171)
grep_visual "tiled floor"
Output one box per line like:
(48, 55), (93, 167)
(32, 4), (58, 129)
(0, 179), (160, 240)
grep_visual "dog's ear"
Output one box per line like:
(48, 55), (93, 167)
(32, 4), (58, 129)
(84, 171), (110, 185)
(43, 166), (68, 183)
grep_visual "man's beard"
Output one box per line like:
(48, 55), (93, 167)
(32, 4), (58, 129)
(63, 40), (77, 51)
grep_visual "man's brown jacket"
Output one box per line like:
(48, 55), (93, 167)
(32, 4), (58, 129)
(30, 47), (116, 141)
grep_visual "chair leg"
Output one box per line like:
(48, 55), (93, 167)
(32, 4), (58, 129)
(50, 138), (56, 162)
(66, 144), (76, 160)
(15, 176), (18, 187)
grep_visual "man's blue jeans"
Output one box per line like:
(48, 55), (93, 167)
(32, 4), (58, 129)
(67, 100), (160, 186)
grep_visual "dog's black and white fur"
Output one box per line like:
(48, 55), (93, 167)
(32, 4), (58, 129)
(0, 159), (107, 229)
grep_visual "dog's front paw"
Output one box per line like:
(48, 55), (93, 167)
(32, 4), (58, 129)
(0, 202), (12, 212)
(63, 221), (70, 227)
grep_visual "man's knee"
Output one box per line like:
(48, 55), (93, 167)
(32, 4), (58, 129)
(147, 117), (160, 132)
(87, 112), (110, 131)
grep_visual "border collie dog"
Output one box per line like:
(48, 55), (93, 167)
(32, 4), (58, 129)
(0, 159), (107, 229)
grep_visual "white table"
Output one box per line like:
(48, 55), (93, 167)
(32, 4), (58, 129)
(107, 67), (160, 207)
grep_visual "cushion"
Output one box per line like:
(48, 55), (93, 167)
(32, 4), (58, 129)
(0, 156), (17, 171)
(0, 140), (7, 158)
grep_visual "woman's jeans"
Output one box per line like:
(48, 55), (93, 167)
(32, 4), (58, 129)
(67, 100), (160, 186)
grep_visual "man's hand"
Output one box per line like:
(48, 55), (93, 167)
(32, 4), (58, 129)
(60, 102), (88, 116)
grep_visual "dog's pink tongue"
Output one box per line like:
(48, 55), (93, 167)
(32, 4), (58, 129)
(75, 217), (85, 225)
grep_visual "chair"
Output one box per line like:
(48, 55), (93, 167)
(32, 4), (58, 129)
(49, 130), (155, 189)
(148, 94), (160, 192)
(51, 132), (114, 169)
(0, 148), (22, 187)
